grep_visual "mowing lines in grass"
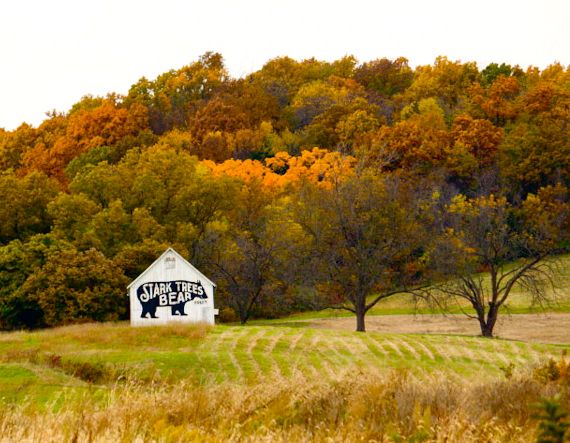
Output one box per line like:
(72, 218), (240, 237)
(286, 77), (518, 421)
(250, 328), (284, 378)
(392, 337), (425, 361)
(303, 330), (337, 378)
(506, 341), (542, 367)
(486, 339), (516, 367)
(366, 334), (404, 364)
(294, 328), (326, 378)
(334, 333), (371, 369)
(268, 329), (299, 378)
(321, 333), (355, 369)
(240, 326), (268, 380)
(383, 339), (406, 358)
(360, 333), (388, 361)
(413, 341), (436, 360)
(212, 328), (237, 383)
(287, 329), (305, 352)
(416, 338), (447, 364)
(223, 326), (251, 381)
(522, 342), (550, 369)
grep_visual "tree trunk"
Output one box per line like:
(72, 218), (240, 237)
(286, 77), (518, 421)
(480, 304), (499, 338)
(355, 301), (366, 332)
(238, 303), (249, 325)
(356, 311), (366, 332)
(481, 323), (494, 338)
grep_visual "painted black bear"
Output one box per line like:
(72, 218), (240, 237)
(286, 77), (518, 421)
(171, 281), (208, 315)
(136, 284), (160, 318)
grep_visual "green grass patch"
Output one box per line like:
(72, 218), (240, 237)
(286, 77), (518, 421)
(0, 321), (568, 408)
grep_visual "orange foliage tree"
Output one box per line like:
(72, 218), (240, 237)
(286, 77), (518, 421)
(21, 99), (148, 182)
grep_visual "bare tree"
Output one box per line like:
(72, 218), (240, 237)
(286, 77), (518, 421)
(429, 186), (569, 337)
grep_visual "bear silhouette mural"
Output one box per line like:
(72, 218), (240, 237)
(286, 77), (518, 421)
(128, 248), (218, 326)
(136, 280), (208, 318)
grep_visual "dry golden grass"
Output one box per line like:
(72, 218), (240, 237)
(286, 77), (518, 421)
(42, 322), (212, 345)
(1, 321), (569, 441)
(0, 366), (567, 442)
(310, 313), (570, 344)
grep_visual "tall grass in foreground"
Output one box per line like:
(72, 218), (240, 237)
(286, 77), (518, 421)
(1, 366), (568, 442)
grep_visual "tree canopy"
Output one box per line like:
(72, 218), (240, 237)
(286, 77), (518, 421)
(1, 53), (569, 334)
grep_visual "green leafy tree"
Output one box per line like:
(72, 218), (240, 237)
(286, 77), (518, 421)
(47, 192), (101, 245)
(113, 239), (178, 280)
(480, 62), (520, 87)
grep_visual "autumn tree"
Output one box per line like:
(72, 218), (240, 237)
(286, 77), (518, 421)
(498, 80), (570, 194)
(0, 171), (60, 244)
(404, 56), (479, 117)
(204, 179), (307, 323)
(447, 114), (504, 190)
(450, 115), (503, 168)
(357, 98), (450, 175)
(126, 52), (228, 133)
(430, 187), (569, 337)
(21, 98), (149, 182)
(251, 55), (356, 112)
(21, 247), (128, 327)
(262, 147), (357, 188)
(0, 234), (71, 329)
(218, 79), (281, 130)
(0, 123), (39, 170)
(354, 57), (414, 97)
(468, 75), (521, 126)
(295, 171), (431, 332)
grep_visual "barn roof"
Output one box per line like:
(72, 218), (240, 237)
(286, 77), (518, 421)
(126, 247), (216, 291)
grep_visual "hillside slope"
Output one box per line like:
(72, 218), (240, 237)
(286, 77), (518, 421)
(1, 322), (568, 402)
(1, 322), (569, 442)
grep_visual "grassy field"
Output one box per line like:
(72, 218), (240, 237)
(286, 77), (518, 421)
(0, 256), (569, 441)
(1, 322), (569, 400)
(0, 322), (569, 441)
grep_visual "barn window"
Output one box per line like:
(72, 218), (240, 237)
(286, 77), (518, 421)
(165, 256), (176, 270)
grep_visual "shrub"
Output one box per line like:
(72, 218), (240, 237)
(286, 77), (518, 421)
(533, 395), (570, 443)
(21, 248), (129, 327)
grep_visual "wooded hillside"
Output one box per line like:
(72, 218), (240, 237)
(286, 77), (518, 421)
(1, 53), (569, 332)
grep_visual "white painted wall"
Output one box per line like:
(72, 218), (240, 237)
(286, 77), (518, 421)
(128, 249), (217, 326)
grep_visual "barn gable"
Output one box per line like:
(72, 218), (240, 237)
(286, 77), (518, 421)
(127, 248), (216, 290)
(128, 248), (217, 326)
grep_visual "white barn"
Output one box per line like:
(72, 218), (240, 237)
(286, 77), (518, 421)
(127, 248), (218, 326)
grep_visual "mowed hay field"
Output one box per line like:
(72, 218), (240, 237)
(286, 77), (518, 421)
(1, 320), (569, 442)
(309, 312), (570, 344)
